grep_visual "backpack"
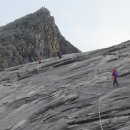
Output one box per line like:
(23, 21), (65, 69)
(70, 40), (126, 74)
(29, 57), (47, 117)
(112, 69), (118, 77)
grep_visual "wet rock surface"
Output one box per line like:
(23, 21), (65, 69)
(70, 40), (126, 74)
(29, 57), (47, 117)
(0, 41), (130, 130)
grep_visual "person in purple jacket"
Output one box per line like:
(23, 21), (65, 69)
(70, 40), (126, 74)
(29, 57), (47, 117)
(112, 68), (119, 86)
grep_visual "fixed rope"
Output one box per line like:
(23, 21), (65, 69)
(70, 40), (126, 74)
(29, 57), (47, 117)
(73, 90), (104, 130)
(99, 94), (104, 130)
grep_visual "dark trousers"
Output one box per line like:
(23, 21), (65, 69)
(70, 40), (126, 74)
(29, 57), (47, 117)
(113, 77), (119, 86)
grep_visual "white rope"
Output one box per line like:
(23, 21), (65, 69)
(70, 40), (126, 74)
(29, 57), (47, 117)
(73, 90), (104, 130)
(99, 94), (104, 130)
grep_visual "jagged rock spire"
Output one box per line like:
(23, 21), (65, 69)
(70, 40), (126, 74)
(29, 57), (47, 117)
(0, 8), (80, 69)
(36, 7), (50, 15)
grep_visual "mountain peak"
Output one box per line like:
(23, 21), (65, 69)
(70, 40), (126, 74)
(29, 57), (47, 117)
(0, 8), (80, 69)
(36, 7), (50, 15)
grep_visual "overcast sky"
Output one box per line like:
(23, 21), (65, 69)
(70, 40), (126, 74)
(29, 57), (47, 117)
(0, 0), (130, 52)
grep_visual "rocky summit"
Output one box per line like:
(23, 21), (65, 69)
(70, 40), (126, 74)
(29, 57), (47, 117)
(0, 40), (130, 130)
(0, 7), (80, 70)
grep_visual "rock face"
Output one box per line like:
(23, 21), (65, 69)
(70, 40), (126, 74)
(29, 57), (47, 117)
(0, 40), (130, 130)
(0, 7), (80, 69)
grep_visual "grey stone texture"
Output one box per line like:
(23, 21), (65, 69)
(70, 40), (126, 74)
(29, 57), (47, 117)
(0, 40), (130, 130)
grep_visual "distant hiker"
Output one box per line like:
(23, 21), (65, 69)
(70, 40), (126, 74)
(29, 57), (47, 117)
(38, 58), (41, 64)
(112, 68), (119, 86)
(57, 51), (62, 59)
(17, 72), (20, 77)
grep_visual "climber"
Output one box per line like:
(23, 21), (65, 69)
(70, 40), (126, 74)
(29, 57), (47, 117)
(57, 51), (62, 59)
(112, 68), (119, 86)
(38, 58), (41, 64)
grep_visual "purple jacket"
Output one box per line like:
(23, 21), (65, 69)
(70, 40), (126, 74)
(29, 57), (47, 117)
(113, 69), (119, 77)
